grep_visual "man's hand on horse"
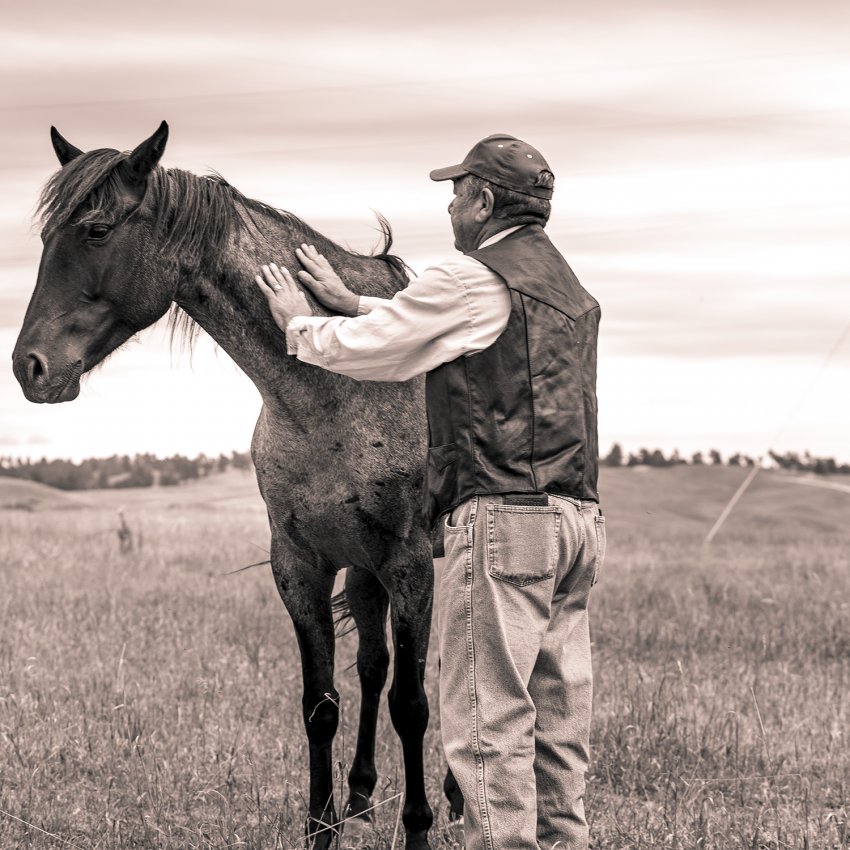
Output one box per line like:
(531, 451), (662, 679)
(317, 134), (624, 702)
(255, 263), (314, 332)
(295, 243), (360, 317)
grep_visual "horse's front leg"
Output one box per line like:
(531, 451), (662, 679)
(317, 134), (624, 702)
(271, 542), (340, 850)
(385, 541), (435, 850)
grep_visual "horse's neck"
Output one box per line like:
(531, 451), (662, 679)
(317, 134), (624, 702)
(172, 209), (398, 409)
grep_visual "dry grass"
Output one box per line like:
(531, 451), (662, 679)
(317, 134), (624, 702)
(0, 467), (848, 848)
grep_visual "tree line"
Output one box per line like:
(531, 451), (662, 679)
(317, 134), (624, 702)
(2, 445), (847, 492)
(602, 444), (850, 474)
(0, 451), (253, 491)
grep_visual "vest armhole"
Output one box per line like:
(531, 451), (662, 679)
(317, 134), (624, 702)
(519, 294), (539, 491)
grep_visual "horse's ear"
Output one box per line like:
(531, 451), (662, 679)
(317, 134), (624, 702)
(50, 126), (83, 166)
(123, 120), (169, 186)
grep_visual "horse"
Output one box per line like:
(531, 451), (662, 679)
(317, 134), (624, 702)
(11, 121), (441, 849)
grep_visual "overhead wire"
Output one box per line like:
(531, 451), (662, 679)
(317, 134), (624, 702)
(702, 319), (850, 546)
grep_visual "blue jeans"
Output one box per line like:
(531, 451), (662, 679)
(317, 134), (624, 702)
(438, 494), (606, 850)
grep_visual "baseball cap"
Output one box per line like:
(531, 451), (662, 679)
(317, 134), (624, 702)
(429, 134), (554, 199)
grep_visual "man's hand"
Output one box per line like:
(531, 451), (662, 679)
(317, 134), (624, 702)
(295, 243), (360, 317)
(255, 263), (314, 333)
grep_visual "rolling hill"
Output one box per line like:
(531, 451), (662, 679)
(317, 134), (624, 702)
(3, 465), (848, 546)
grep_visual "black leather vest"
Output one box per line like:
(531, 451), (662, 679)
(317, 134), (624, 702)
(424, 224), (600, 527)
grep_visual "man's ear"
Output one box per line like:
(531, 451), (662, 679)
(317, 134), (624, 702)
(474, 186), (495, 222)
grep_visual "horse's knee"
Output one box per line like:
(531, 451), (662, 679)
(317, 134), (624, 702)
(302, 689), (340, 744)
(357, 645), (390, 692)
(388, 683), (429, 737)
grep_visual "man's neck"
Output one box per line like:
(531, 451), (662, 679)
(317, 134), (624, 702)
(475, 224), (525, 251)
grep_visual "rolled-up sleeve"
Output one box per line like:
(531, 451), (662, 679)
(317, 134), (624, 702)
(285, 257), (510, 382)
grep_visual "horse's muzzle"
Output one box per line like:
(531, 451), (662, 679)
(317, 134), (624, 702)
(12, 349), (83, 403)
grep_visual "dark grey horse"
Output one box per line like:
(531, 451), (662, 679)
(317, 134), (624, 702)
(11, 121), (439, 849)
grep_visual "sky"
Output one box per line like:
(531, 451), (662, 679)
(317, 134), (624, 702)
(1, 0), (849, 463)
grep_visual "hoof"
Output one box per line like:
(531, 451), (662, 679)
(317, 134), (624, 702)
(306, 816), (339, 850)
(444, 815), (464, 850)
(339, 814), (374, 849)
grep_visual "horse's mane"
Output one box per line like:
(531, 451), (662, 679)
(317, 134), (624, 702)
(36, 149), (408, 351)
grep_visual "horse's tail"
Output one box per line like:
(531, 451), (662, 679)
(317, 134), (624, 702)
(332, 588), (355, 637)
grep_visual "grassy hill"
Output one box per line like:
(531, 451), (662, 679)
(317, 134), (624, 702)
(5, 464), (846, 544)
(600, 465), (850, 544)
(0, 476), (93, 511)
(1, 463), (848, 849)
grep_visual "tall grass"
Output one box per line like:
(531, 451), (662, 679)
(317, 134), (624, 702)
(0, 468), (847, 848)
(590, 536), (849, 849)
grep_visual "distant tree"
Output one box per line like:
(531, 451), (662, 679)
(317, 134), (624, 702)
(647, 449), (668, 467)
(814, 457), (837, 475)
(112, 463), (154, 488)
(769, 450), (803, 471)
(627, 452), (641, 467)
(231, 451), (252, 471)
(218, 453), (230, 473)
(669, 449), (687, 465)
(603, 443), (623, 467)
(171, 455), (199, 481)
(768, 450), (784, 468)
(709, 449), (723, 466)
(691, 451), (704, 465)
(196, 453), (216, 477)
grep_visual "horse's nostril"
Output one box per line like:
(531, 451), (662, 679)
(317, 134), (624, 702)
(27, 352), (46, 384)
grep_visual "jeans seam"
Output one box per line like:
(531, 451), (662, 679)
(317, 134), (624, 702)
(464, 513), (494, 850)
(592, 514), (606, 586)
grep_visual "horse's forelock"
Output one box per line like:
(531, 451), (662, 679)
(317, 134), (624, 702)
(37, 149), (129, 236)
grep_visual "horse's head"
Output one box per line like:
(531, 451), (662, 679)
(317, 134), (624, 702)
(13, 122), (175, 403)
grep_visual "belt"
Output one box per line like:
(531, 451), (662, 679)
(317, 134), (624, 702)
(431, 493), (550, 557)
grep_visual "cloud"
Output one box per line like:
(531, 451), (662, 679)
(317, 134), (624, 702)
(2, 0), (849, 460)
(0, 432), (49, 446)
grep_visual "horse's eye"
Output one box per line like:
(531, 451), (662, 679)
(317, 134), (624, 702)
(88, 224), (111, 241)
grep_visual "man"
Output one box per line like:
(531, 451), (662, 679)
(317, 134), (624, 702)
(255, 134), (605, 850)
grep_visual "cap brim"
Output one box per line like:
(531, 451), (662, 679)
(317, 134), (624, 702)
(429, 164), (468, 182)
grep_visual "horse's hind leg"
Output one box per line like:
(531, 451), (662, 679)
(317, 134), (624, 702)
(342, 566), (390, 836)
(436, 653), (465, 825)
(386, 542), (435, 850)
(443, 766), (464, 821)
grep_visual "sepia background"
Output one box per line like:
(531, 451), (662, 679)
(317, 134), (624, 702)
(1, 0), (849, 462)
(2, 5), (849, 849)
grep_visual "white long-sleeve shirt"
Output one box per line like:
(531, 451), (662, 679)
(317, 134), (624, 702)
(284, 227), (521, 382)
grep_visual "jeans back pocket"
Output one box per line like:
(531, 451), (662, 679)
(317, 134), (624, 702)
(486, 505), (561, 587)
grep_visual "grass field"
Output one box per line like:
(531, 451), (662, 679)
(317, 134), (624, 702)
(1, 466), (848, 849)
